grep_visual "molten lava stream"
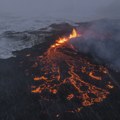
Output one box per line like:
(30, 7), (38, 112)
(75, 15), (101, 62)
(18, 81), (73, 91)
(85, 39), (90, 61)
(30, 29), (114, 113)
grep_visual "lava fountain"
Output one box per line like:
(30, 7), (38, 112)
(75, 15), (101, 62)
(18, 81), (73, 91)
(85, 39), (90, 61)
(29, 29), (114, 113)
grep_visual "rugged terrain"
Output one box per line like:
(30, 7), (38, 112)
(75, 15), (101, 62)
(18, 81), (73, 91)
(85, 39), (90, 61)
(0, 21), (120, 120)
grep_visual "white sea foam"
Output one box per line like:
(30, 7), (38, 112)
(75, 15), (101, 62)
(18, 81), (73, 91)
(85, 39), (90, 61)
(0, 15), (76, 59)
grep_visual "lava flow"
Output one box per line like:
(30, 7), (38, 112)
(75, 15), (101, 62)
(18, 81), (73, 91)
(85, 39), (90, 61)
(30, 29), (114, 113)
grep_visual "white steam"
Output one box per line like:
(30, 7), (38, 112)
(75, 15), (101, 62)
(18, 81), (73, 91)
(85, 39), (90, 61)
(70, 19), (120, 71)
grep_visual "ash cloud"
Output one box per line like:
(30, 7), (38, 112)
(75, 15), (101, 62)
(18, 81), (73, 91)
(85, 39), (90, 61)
(70, 19), (120, 71)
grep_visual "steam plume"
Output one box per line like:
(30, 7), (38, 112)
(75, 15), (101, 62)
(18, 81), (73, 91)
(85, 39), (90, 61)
(70, 19), (120, 71)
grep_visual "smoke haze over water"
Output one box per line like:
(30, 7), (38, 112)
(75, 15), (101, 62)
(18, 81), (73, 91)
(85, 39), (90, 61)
(0, 0), (120, 21)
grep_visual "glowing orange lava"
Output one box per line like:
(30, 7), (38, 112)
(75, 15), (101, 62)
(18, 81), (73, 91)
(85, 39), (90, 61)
(51, 29), (80, 48)
(29, 28), (114, 113)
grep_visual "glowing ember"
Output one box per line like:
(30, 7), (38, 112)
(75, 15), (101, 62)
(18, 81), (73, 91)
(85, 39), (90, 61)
(67, 94), (74, 100)
(28, 28), (114, 113)
(89, 72), (102, 80)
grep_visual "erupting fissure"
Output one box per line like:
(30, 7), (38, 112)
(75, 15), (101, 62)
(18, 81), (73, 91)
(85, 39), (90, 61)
(51, 29), (80, 48)
(30, 29), (114, 113)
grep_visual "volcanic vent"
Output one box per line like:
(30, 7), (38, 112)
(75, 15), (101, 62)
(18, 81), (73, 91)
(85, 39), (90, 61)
(27, 28), (114, 113)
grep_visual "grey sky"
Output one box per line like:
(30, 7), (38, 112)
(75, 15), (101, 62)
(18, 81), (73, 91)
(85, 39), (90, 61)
(0, 0), (119, 21)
